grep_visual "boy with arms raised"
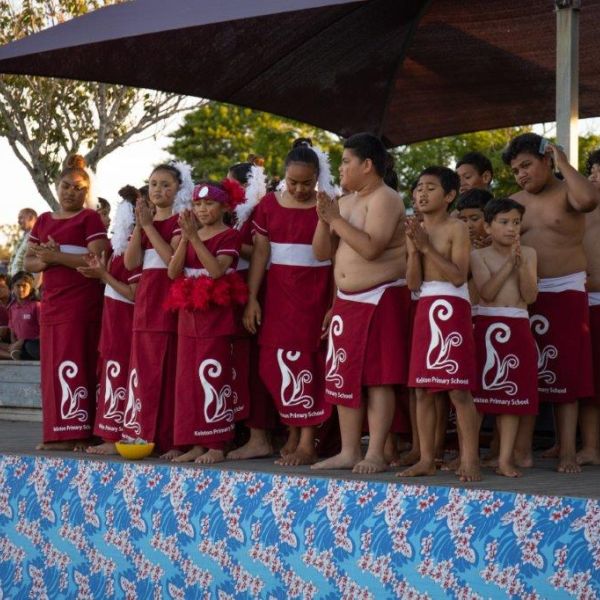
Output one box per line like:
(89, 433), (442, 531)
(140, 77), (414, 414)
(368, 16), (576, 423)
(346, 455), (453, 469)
(471, 198), (538, 477)
(311, 133), (410, 474)
(581, 149), (600, 465)
(402, 166), (480, 482)
(503, 133), (599, 473)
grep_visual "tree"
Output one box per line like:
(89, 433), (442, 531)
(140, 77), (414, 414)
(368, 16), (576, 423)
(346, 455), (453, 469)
(0, 0), (197, 210)
(392, 127), (533, 198)
(167, 101), (342, 183)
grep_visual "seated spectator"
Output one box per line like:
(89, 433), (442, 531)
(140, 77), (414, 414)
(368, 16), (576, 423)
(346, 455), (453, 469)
(0, 272), (40, 361)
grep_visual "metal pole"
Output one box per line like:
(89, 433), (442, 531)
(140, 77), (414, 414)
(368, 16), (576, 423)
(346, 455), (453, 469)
(555, 0), (580, 167)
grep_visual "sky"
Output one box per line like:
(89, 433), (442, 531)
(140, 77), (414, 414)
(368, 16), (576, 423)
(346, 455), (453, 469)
(0, 120), (180, 225)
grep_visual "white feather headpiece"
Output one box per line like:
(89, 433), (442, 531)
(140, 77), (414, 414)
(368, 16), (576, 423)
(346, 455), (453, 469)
(170, 160), (195, 214)
(278, 144), (337, 198)
(311, 146), (337, 198)
(235, 165), (267, 229)
(111, 200), (135, 256)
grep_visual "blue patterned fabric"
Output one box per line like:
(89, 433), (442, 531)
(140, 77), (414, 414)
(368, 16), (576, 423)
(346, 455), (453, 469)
(0, 455), (598, 599)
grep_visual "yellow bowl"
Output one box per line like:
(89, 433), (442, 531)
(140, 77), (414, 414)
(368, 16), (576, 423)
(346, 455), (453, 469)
(115, 441), (155, 460)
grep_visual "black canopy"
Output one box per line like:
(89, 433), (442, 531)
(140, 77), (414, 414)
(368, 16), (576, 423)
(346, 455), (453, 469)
(0, 0), (599, 146)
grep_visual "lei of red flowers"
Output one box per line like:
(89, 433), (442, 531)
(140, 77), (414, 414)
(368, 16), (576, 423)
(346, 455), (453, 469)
(165, 272), (249, 312)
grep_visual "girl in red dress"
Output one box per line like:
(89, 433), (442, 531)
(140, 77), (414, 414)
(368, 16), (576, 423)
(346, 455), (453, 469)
(226, 160), (280, 460)
(123, 162), (193, 457)
(244, 139), (334, 466)
(24, 154), (108, 450)
(79, 186), (142, 455)
(167, 180), (247, 463)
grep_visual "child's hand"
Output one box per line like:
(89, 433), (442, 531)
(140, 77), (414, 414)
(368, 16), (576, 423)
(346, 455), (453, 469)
(406, 218), (430, 253)
(77, 252), (107, 280)
(31, 243), (58, 265)
(510, 238), (522, 268)
(320, 308), (333, 339)
(316, 192), (340, 224)
(243, 298), (262, 334)
(178, 210), (199, 239)
(472, 234), (492, 249)
(136, 198), (154, 228)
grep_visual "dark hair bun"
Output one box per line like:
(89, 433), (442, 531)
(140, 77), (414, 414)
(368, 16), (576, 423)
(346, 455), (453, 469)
(293, 137), (313, 149)
(66, 154), (87, 170)
(118, 185), (140, 203)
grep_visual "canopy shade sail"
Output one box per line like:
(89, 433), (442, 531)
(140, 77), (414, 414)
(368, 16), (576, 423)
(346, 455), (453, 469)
(0, 0), (599, 147)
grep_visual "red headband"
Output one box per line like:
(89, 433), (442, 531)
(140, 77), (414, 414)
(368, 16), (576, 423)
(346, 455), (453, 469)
(192, 179), (245, 209)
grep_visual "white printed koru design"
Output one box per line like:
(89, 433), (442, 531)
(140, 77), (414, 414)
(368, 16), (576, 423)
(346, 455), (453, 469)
(58, 361), (88, 422)
(276, 350), (314, 408)
(482, 323), (519, 395)
(102, 360), (126, 423)
(122, 369), (142, 435)
(426, 300), (463, 375)
(325, 315), (347, 389)
(529, 314), (558, 384)
(199, 359), (234, 424)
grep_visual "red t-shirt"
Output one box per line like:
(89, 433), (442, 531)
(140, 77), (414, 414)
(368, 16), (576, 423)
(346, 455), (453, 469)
(29, 209), (107, 325)
(8, 299), (40, 340)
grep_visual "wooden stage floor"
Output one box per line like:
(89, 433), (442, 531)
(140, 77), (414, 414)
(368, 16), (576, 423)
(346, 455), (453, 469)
(1, 420), (598, 500)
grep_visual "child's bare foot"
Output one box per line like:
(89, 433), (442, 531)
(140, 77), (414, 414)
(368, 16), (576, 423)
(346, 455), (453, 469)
(576, 447), (600, 465)
(353, 456), (387, 474)
(73, 440), (93, 452)
(86, 441), (117, 455)
(541, 444), (560, 459)
(275, 447), (317, 466)
(195, 449), (225, 464)
(227, 439), (273, 460)
(458, 462), (481, 482)
(391, 448), (420, 467)
(557, 457), (581, 473)
(513, 450), (534, 468)
(481, 454), (499, 468)
(280, 430), (300, 457)
(36, 440), (76, 451)
(312, 450), (362, 470)
(383, 435), (401, 464)
(496, 462), (522, 478)
(161, 448), (183, 460)
(172, 446), (205, 463)
(440, 455), (460, 472)
(398, 460), (436, 477)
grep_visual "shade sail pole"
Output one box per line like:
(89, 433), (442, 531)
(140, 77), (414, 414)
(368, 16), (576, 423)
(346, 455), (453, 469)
(555, 0), (580, 167)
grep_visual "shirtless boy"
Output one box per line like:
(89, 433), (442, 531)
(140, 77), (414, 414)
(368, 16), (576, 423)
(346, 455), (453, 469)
(502, 133), (599, 473)
(402, 166), (480, 482)
(456, 152), (494, 195)
(311, 132), (410, 474)
(581, 149), (600, 465)
(470, 198), (538, 478)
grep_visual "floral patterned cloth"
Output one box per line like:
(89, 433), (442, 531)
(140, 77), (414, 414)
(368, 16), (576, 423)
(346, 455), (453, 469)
(0, 455), (598, 599)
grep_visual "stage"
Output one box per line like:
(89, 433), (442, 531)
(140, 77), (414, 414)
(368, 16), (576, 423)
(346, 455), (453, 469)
(0, 421), (599, 598)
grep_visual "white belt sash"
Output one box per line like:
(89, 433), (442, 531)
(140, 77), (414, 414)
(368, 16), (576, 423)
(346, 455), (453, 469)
(476, 306), (529, 319)
(537, 271), (586, 293)
(143, 249), (167, 270)
(337, 279), (406, 306)
(419, 281), (470, 303)
(104, 284), (134, 305)
(270, 243), (331, 267)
